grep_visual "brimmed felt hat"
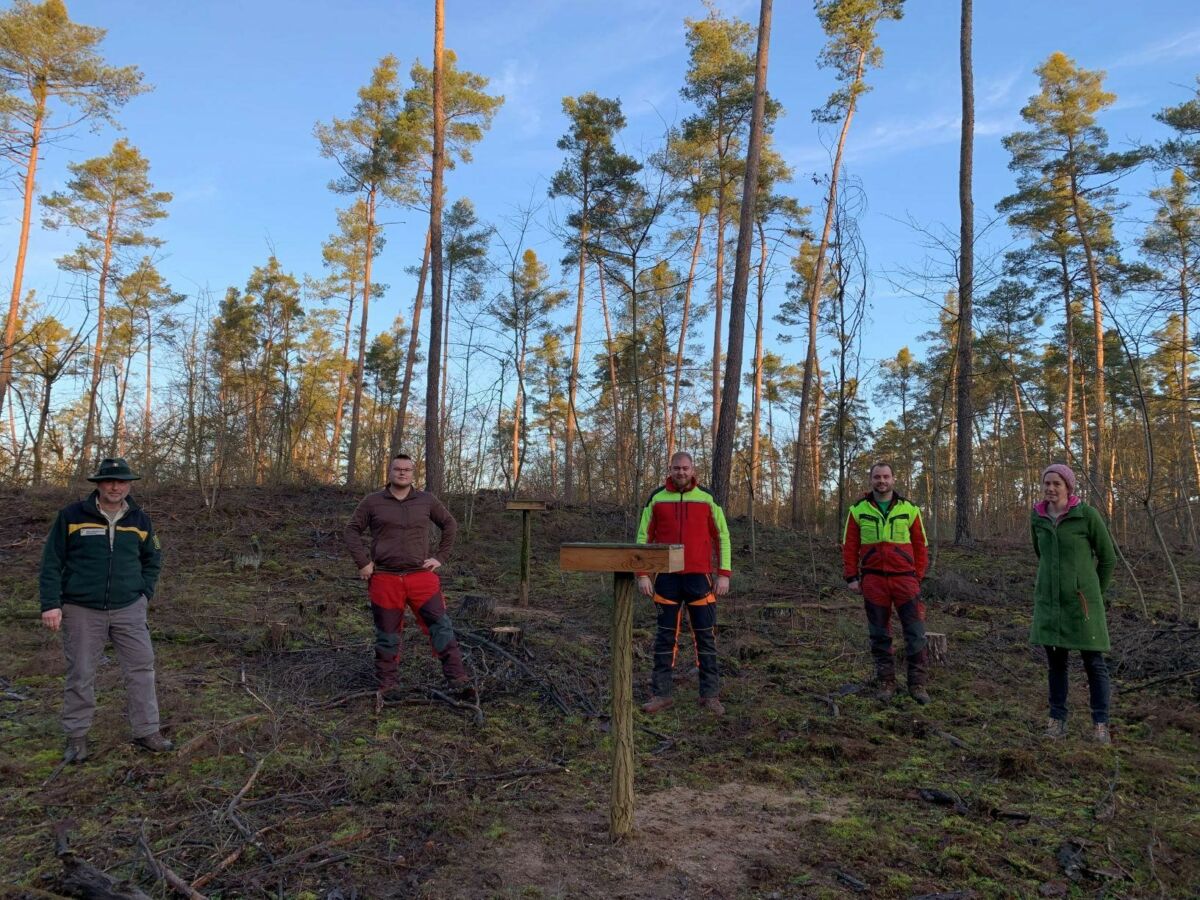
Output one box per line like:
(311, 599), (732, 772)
(87, 457), (141, 482)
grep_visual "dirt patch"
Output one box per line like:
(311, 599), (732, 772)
(422, 782), (847, 899)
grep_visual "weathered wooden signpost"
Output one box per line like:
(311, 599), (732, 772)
(558, 542), (684, 839)
(506, 499), (546, 607)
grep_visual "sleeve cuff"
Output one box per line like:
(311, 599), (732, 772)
(718, 570), (731, 578)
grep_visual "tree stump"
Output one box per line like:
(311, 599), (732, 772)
(459, 594), (497, 620)
(266, 621), (289, 651)
(759, 602), (794, 623)
(490, 625), (523, 649)
(927, 632), (949, 666)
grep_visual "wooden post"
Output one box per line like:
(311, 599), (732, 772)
(559, 542), (684, 840)
(506, 500), (546, 607)
(610, 570), (636, 835)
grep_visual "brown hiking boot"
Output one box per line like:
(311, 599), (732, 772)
(133, 732), (174, 753)
(1093, 723), (1111, 745)
(1044, 717), (1068, 740)
(450, 677), (477, 701)
(641, 696), (674, 714)
(908, 685), (930, 705)
(698, 697), (725, 717)
(874, 680), (897, 703)
(64, 736), (88, 764)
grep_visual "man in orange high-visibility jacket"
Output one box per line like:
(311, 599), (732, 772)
(636, 451), (731, 716)
(842, 461), (931, 705)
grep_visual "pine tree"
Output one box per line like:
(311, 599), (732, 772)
(0, 0), (145, 420)
(40, 139), (170, 471)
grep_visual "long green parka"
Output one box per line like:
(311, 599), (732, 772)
(1030, 500), (1116, 651)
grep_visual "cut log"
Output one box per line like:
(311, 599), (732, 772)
(490, 626), (523, 649)
(459, 594), (497, 620)
(926, 632), (949, 666)
(54, 820), (154, 900)
(759, 602), (794, 621)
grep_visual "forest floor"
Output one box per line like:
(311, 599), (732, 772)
(1, 485), (1198, 899)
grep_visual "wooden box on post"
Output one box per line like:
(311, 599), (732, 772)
(506, 499), (547, 607)
(559, 542), (683, 840)
(558, 543), (684, 574)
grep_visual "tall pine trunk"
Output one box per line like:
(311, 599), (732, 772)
(0, 98), (45, 420)
(393, 229), (432, 458)
(424, 0), (447, 496)
(792, 48), (866, 527)
(711, 0), (772, 506)
(328, 280), (356, 480)
(345, 189), (377, 485)
(954, 0), (974, 543)
(79, 205), (117, 474)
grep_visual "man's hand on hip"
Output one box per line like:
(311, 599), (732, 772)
(41, 609), (62, 631)
(637, 575), (653, 597)
(422, 558), (442, 572)
(715, 575), (730, 596)
(358, 563), (374, 581)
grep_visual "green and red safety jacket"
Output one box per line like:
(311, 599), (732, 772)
(842, 492), (928, 582)
(636, 477), (731, 578)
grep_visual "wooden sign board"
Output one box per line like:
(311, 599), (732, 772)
(559, 543), (684, 574)
(506, 499), (548, 511)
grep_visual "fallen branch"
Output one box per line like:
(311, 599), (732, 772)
(422, 686), (484, 726)
(431, 764), (565, 786)
(245, 827), (374, 873)
(1119, 667), (1200, 694)
(455, 626), (571, 715)
(137, 823), (207, 900)
(190, 821), (286, 890)
(176, 714), (265, 758)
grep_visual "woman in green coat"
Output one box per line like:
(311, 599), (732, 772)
(1031, 463), (1116, 744)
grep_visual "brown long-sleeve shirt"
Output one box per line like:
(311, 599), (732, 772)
(344, 488), (458, 572)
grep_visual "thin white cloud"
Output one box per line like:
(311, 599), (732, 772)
(493, 58), (541, 137)
(980, 68), (1023, 110)
(1111, 27), (1200, 68)
(782, 111), (1018, 170)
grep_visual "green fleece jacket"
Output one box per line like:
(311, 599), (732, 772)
(1030, 500), (1116, 651)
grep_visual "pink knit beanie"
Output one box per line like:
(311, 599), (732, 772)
(1041, 463), (1077, 494)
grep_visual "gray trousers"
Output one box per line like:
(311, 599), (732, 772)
(60, 597), (160, 739)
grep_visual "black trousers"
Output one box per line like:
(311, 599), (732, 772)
(1045, 646), (1110, 725)
(650, 572), (719, 699)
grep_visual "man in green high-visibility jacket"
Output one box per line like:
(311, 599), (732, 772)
(842, 461), (930, 704)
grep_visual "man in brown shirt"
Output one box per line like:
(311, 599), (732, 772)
(344, 454), (470, 696)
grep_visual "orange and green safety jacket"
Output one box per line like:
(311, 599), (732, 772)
(636, 477), (731, 578)
(842, 492), (928, 582)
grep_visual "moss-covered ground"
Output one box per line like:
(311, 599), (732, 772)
(1, 486), (1197, 898)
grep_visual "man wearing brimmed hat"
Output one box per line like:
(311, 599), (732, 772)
(39, 458), (172, 762)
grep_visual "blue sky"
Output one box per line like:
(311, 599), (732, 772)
(3, 0), (1199, 420)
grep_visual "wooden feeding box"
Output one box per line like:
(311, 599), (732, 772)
(559, 542), (684, 839)
(506, 499), (547, 607)
(558, 542), (684, 574)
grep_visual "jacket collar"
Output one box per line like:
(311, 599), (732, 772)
(663, 476), (698, 494)
(1034, 495), (1081, 521)
(861, 490), (907, 509)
